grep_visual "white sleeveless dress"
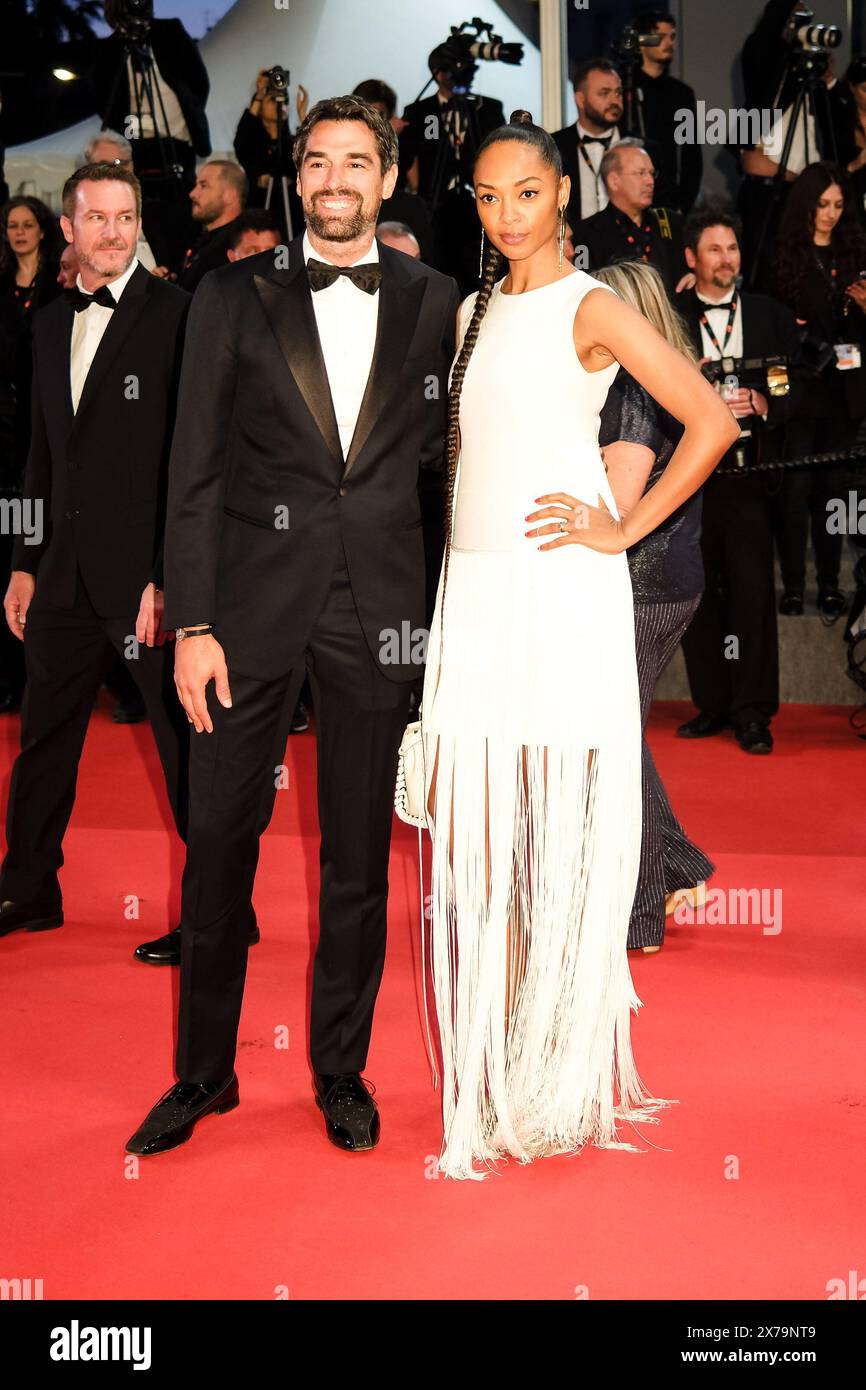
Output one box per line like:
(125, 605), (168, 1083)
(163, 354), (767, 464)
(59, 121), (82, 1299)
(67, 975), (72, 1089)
(421, 268), (675, 1180)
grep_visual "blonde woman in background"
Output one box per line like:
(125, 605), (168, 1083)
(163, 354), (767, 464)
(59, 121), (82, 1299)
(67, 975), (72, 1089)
(595, 260), (715, 954)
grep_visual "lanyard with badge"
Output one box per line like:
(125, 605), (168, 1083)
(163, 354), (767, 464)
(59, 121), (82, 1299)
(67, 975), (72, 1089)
(699, 291), (739, 358)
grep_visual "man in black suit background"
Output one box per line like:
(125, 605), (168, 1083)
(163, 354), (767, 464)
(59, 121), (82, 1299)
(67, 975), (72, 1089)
(0, 164), (191, 938)
(89, 2), (210, 196)
(178, 161), (247, 294)
(577, 138), (691, 296)
(127, 96), (459, 1158)
(552, 59), (624, 235)
(400, 45), (506, 289)
(675, 208), (800, 755)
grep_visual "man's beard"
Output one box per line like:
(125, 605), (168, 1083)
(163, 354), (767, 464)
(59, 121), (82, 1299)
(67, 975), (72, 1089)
(77, 243), (135, 278)
(583, 99), (621, 130)
(712, 267), (737, 287)
(306, 189), (374, 242)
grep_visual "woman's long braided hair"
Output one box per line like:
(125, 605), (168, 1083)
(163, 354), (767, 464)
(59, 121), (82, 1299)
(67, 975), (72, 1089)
(438, 110), (564, 639)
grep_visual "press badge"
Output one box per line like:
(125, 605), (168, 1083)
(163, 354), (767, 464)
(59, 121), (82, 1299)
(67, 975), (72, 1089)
(834, 343), (862, 370)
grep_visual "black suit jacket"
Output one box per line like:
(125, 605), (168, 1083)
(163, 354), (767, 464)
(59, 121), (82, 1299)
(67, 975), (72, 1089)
(12, 264), (190, 616)
(89, 19), (211, 158)
(164, 236), (460, 682)
(577, 202), (685, 295)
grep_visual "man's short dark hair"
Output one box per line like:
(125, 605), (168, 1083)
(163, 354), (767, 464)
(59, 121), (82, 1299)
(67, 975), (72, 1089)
(572, 58), (620, 92)
(635, 9), (677, 33)
(352, 79), (397, 120)
(62, 162), (141, 219)
(683, 206), (742, 253)
(293, 95), (398, 175)
(228, 208), (281, 250)
(204, 159), (248, 206)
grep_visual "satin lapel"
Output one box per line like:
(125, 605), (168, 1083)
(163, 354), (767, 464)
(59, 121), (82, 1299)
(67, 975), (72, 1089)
(342, 261), (426, 482)
(72, 264), (151, 427)
(254, 269), (343, 468)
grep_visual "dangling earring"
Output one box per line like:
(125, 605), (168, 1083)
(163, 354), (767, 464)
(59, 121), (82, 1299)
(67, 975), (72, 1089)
(557, 206), (566, 271)
(478, 228), (486, 279)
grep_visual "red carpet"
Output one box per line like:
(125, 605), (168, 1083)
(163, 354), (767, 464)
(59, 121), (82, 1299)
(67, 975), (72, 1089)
(1, 697), (863, 1301)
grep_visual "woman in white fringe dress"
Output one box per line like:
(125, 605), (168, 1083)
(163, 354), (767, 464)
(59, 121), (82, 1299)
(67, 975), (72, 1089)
(420, 112), (739, 1181)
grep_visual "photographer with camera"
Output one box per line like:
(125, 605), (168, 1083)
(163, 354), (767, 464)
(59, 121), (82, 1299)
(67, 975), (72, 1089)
(737, 2), (843, 284)
(675, 208), (801, 754)
(633, 9), (702, 215)
(400, 30), (514, 286)
(831, 55), (866, 217)
(234, 67), (307, 241)
(576, 138), (692, 297)
(769, 163), (866, 617)
(89, 1), (211, 199)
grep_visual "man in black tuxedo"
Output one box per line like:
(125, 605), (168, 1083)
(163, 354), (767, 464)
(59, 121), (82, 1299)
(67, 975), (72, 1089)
(552, 59), (624, 234)
(674, 209), (800, 754)
(89, 2), (210, 195)
(400, 45), (506, 289)
(127, 96), (459, 1158)
(0, 163), (191, 938)
(576, 138), (690, 296)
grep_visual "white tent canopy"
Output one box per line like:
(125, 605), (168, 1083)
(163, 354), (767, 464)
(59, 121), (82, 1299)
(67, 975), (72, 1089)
(5, 0), (541, 210)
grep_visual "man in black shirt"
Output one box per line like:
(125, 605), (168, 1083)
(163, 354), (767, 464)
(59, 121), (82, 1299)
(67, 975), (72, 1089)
(634, 9), (702, 214)
(179, 161), (247, 294)
(576, 138), (690, 296)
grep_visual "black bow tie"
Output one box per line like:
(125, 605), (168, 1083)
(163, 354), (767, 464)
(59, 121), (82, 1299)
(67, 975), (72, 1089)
(306, 258), (382, 295)
(580, 133), (613, 146)
(66, 284), (116, 312)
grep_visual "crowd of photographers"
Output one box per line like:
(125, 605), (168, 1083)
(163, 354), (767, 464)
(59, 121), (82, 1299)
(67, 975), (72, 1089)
(0, 1), (865, 750)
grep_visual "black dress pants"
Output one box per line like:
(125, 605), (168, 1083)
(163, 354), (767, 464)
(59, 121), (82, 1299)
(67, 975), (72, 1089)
(681, 474), (779, 728)
(0, 567), (188, 908)
(176, 544), (412, 1084)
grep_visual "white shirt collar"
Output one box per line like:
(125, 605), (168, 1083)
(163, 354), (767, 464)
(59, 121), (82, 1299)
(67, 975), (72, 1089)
(74, 255), (140, 304)
(696, 287), (737, 307)
(576, 120), (617, 142)
(302, 229), (379, 270)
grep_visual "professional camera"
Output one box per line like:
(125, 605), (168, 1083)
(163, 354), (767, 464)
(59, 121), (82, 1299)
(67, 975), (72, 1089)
(263, 66), (290, 104)
(111, 0), (153, 42)
(786, 7), (841, 78)
(434, 17), (523, 95)
(702, 354), (790, 470)
(612, 24), (661, 63)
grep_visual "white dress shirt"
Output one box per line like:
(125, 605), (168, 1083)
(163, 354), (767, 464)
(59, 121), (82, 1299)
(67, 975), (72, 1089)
(696, 287), (743, 360)
(126, 54), (192, 144)
(302, 229), (380, 459)
(575, 121), (619, 216)
(70, 257), (139, 414)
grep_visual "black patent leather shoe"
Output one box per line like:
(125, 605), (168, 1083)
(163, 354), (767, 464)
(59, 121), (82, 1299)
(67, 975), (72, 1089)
(134, 918), (260, 964)
(0, 899), (63, 939)
(735, 721), (773, 754)
(779, 590), (804, 616)
(314, 1072), (380, 1151)
(126, 1073), (239, 1156)
(817, 587), (846, 619)
(676, 712), (729, 739)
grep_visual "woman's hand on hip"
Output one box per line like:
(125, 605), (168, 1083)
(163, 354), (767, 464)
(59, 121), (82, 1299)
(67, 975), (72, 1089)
(525, 492), (627, 554)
